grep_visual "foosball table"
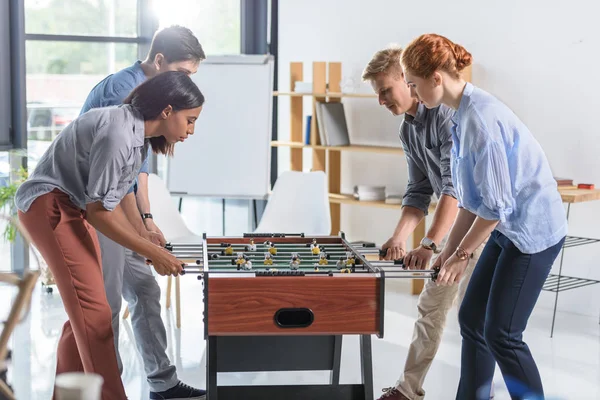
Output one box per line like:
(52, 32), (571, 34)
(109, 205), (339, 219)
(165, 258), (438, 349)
(165, 232), (438, 400)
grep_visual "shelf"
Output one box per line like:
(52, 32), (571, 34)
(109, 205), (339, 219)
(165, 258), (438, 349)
(562, 236), (600, 248)
(328, 193), (438, 213)
(274, 91), (377, 98)
(542, 274), (600, 293)
(558, 188), (600, 203)
(329, 193), (401, 210)
(271, 141), (404, 155)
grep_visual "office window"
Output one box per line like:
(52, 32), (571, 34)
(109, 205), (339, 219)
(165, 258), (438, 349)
(24, 1), (146, 166)
(26, 41), (137, 143)
(154, 0), (241, 55)
(25, 0), (138, 37)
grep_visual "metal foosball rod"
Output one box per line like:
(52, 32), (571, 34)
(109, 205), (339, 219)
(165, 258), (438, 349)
(372, 249), (439, 281)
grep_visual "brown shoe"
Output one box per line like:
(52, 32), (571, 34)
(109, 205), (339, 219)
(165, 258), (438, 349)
(377, 387), (410, 400)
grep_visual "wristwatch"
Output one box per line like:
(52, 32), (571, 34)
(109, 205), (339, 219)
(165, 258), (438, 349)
(455, 246), (470, 260)
(141, 213), (153, 220)
(420, 237), (437, 252)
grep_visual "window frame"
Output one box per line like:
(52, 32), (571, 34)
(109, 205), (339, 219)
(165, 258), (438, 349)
(10, 0), (157, 273)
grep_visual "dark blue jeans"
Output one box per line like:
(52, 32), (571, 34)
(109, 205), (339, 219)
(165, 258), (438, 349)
(457, 230), (565, 400)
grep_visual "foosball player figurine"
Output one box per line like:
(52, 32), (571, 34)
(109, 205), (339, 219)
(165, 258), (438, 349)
(235, 252), (245, 266)
(345, 252), (356, 266)
(314, 263), (320, 272)
(221, 243), (234, 256)
(290, 252), (301, 270)
(263, 252), (273, 265)
(336, 257), (345, 269)
(318, 252), (328, 265)
(242, 260), (252, 271)
(268, 242), (277, 255)
(245, 238), (257, 252)
(310, 238), (320, 255)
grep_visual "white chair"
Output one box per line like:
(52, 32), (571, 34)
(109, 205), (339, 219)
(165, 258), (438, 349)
(255, 171), (331, 235)
(123, 173), (201, 328)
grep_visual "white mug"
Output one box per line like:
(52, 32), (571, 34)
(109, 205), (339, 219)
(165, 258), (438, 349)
(55, 372), (103, 400)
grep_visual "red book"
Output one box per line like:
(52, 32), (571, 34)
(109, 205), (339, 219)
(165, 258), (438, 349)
(577, 183), (595, 190)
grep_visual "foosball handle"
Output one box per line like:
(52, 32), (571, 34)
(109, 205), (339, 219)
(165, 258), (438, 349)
(379, 249), (405, 265)
(144, 260), (187, 276)
(431, 267), (440, 282)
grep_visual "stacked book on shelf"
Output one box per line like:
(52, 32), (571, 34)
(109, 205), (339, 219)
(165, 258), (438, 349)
(554, 177), (595, 190)
(315, 101), (350, 146)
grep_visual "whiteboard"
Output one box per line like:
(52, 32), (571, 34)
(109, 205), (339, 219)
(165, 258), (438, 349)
(167, 55), (274, 199)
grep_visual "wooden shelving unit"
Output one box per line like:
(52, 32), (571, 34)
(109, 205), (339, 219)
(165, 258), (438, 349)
(272, 61), (408, 232)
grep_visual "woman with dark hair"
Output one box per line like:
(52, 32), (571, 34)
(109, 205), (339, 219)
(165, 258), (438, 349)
(15, 71), (204, 399)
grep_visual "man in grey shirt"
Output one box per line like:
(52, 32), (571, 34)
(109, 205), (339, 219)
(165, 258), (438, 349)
(362, 46), (488, 400)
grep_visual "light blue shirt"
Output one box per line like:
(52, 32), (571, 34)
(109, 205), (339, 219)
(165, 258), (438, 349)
(450, 82), (567, 254)
(80, 61), (150, 194)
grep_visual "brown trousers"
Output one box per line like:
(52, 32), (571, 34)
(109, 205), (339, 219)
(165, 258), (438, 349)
(18, 190), (126, 400)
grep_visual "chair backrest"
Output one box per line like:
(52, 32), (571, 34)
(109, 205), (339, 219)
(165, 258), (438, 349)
(147, 173), (195, 240)
(255, 171), (331, 235)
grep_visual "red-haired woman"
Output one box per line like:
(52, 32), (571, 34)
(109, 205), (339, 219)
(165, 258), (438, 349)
(401, 34), (566, 400)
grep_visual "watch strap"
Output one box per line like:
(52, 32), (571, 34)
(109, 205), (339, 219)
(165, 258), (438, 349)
(455, 246), (470, 260)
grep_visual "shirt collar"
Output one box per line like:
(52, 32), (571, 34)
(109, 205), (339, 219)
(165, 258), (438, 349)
(131, 60), (147, 82)
(129, 105), (146, 147)
(404, 102), (427, 127)
(451, 82), (474, 125)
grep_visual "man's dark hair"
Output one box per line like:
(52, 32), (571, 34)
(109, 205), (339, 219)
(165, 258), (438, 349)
(148, 25), (205, 64)
(124, 71), (205, 156)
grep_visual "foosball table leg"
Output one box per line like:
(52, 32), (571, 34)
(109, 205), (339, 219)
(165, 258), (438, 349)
(207, 336), (218, 400)
(360, 335), (374, 400)
(330, 335), (342, 386)
(176, 275), (181, 329)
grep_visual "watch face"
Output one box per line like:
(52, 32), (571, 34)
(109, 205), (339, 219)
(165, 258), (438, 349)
(421, 238), (435, 249)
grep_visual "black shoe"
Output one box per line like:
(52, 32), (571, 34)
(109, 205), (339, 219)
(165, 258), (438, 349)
(149, 381), (206, 400)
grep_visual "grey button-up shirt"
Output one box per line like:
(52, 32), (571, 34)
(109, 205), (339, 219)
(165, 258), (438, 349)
(400, 103), (456, 215)
(15, 104), (148, 213)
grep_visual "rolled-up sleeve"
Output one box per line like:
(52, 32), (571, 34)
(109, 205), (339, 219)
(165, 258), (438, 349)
(401, 137), (434, 215)
(437, 114), (457, 199)
(85, 121), (130, 211)
(473, 140), (514, 222)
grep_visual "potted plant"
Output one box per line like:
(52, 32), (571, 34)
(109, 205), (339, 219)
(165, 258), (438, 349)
(0, 163), (54, 292)
(0, 166), (27, 242)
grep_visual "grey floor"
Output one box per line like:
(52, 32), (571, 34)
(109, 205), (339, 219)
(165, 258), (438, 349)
(2, 275), (600, 400)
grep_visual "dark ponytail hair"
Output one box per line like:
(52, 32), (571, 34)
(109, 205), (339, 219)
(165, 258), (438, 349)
(124, 71), (205, 155)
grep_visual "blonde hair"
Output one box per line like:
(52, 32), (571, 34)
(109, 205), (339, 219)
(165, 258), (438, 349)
(362, 45), (403, 81)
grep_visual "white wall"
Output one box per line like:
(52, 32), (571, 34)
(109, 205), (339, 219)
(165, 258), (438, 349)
(276, 0), (600, 318)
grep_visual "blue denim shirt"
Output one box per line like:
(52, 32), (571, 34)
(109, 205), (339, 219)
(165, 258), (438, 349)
(450, 83), (567, 254)
(80, 61), (149, 193)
